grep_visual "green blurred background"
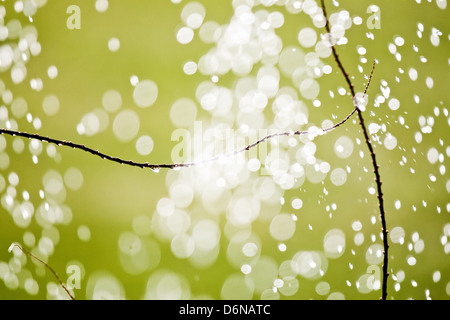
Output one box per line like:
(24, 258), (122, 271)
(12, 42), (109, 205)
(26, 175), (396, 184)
(0, 0), (448, 300)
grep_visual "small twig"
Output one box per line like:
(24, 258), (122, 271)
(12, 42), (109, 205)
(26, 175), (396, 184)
(320, 0), (388, 300)
(0, 105), (357, 172)
(8, 242), (75, 300)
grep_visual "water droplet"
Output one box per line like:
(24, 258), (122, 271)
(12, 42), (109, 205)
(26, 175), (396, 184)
(133, 80), (158, 108)
(330, 168), (347, 186)
(176, 26), (194, 44)
(323, 229), (345, 258)
(42, 94), (60, 116)
(298, 27), (317, 48)
(135, 135), (154, 156)
(47, 65), (58, 79)
(388, 98), (400, 111)
(112, 109), (140, 142)
(77, 225), (91, 242)
(108, 37), (120, 52)
(334, 136), (354, 158)
(170, 98), (197, 127)
(102, 89), (122, 113)
(181, 2), (205, 30)
(95, 0), (109, 13)
(183, 61), (197, 75)
(269, 213), (296, 241)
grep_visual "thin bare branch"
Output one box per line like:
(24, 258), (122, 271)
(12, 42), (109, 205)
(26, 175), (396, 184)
(0, 59), (376, 173)
(8, 242), (75, 300)
(0, 103), (362, 172)
(320, 0), (388, 300)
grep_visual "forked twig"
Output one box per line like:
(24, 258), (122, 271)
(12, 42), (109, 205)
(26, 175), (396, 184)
(320, 0), (388, 300)
(8, 242), (75, 300)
